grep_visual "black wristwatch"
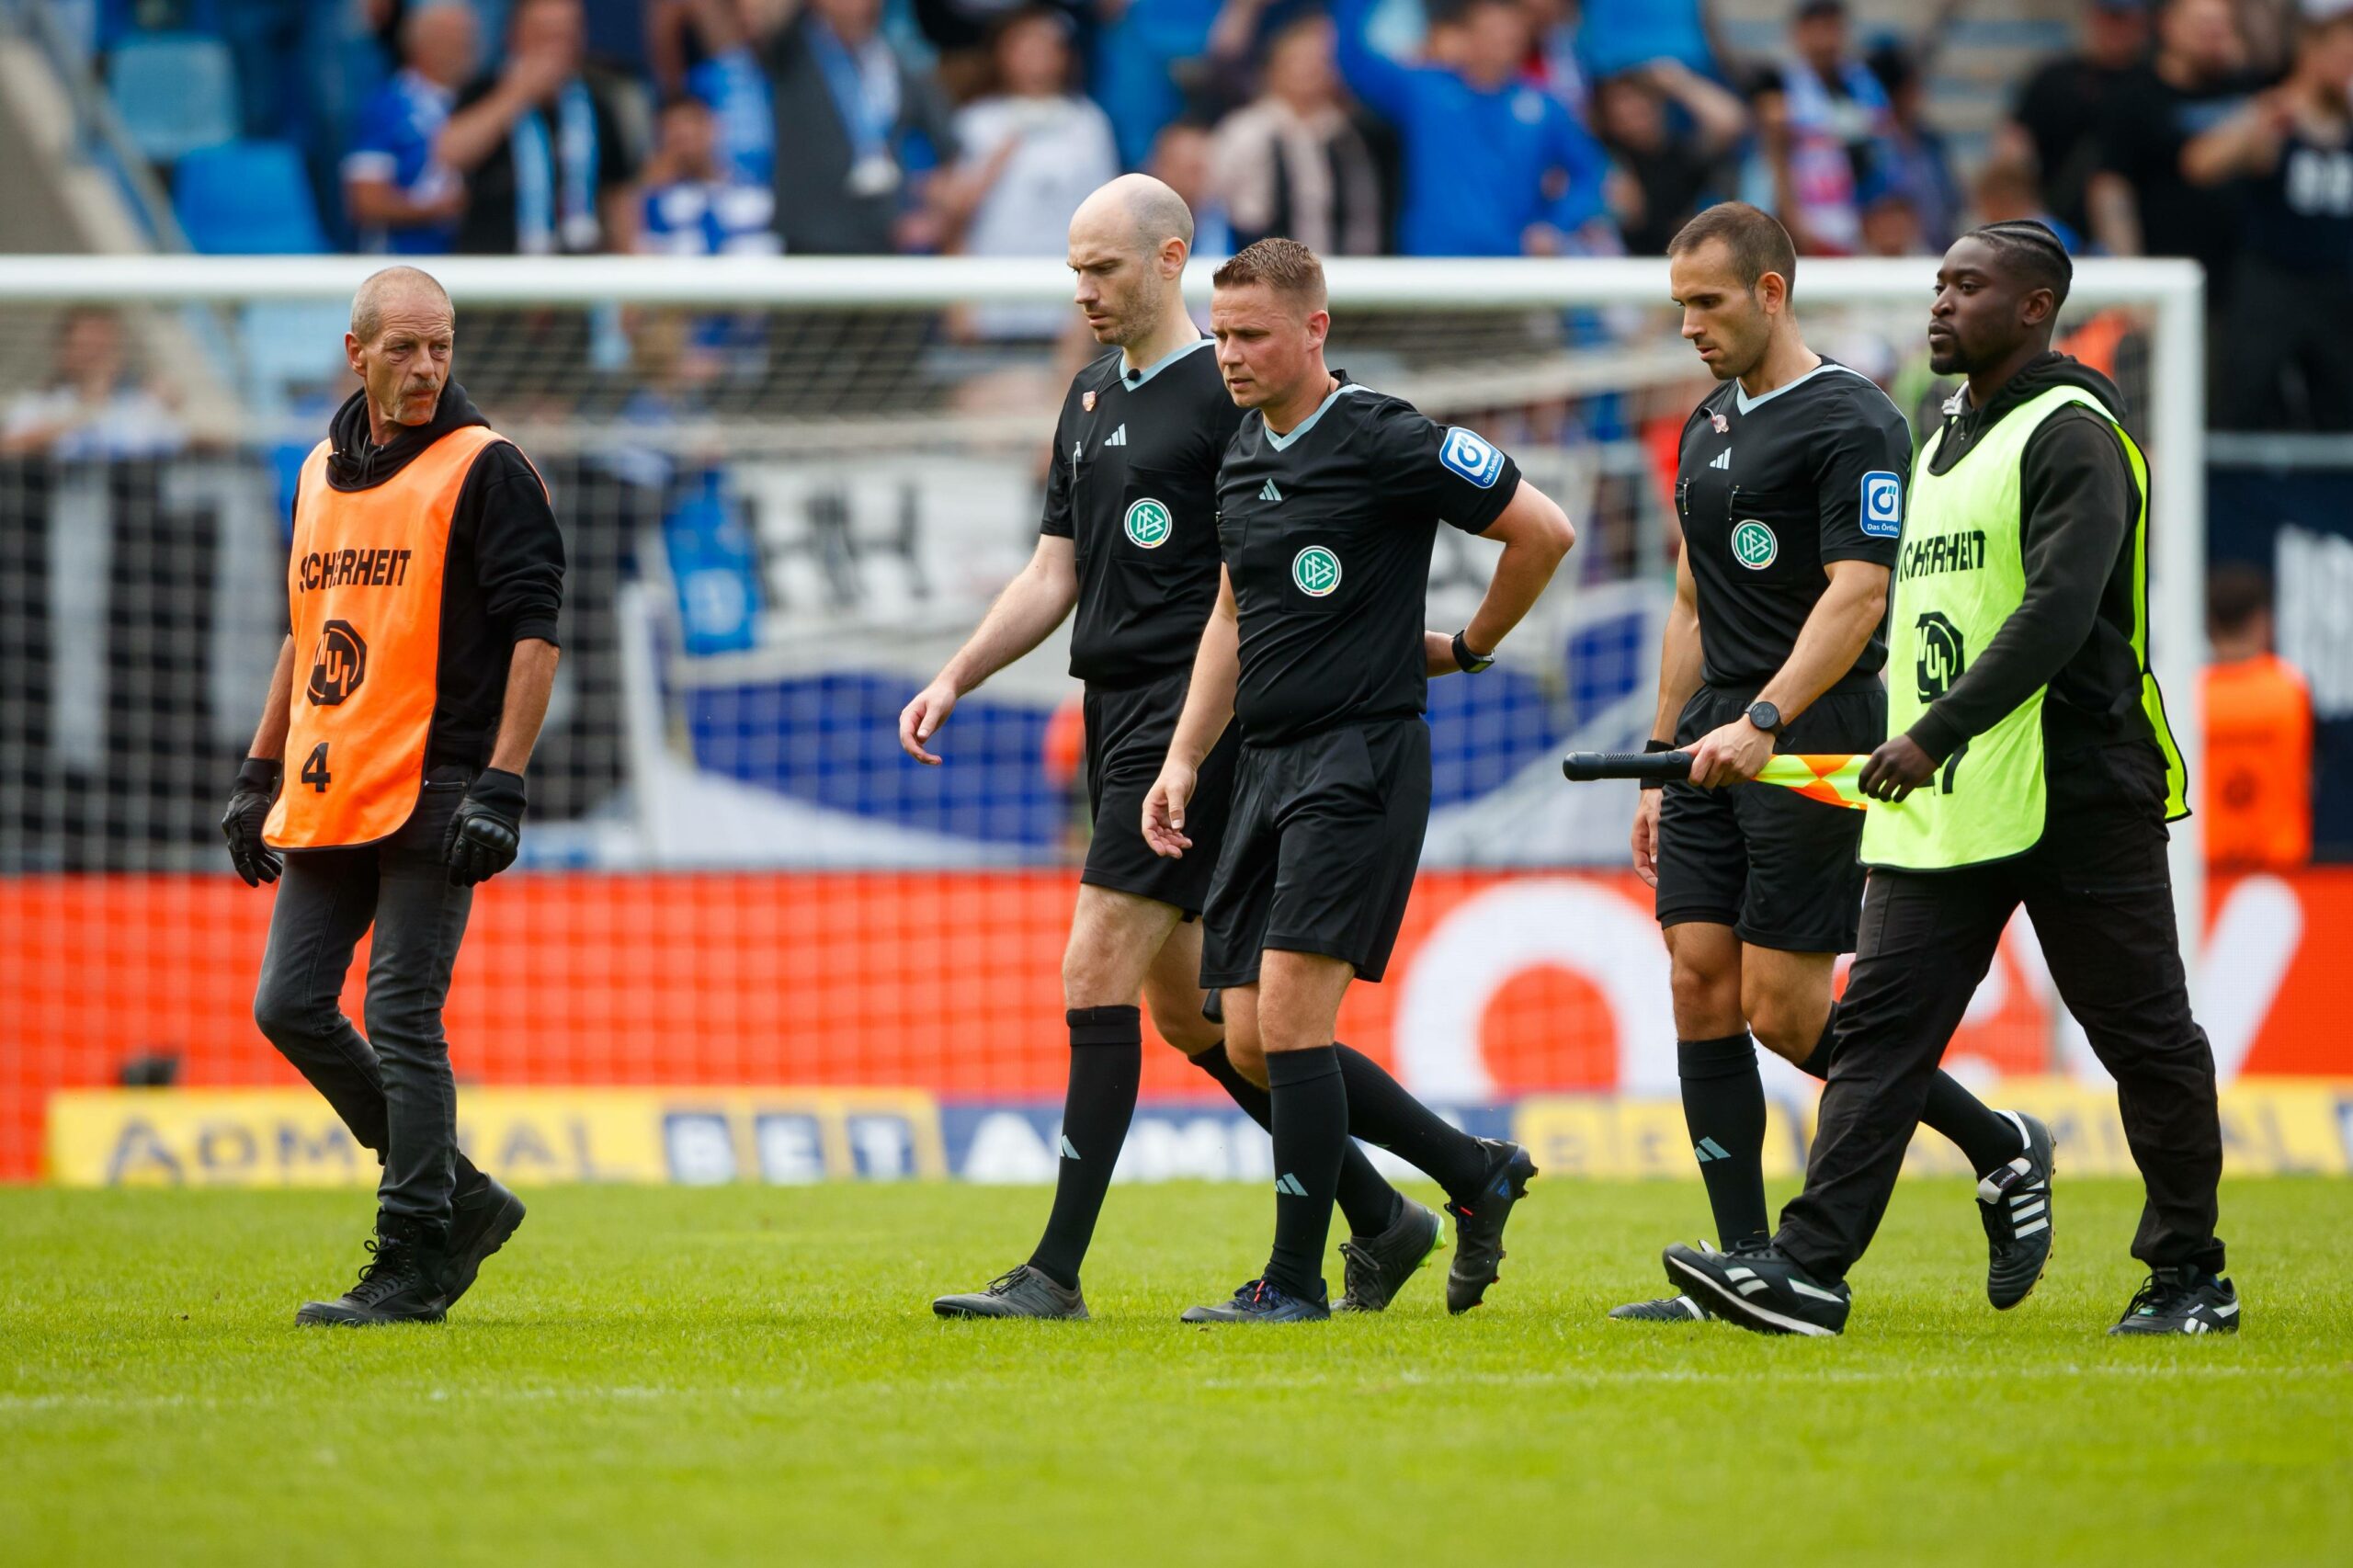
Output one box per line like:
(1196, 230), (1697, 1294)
(1451, 630), (1494, 674)
(1745, 699), (1784, 735)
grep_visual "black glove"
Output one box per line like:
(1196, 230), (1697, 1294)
(444, 767), (527, 887)
(221, 757), (284, 887)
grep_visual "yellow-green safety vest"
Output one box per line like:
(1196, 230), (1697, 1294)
(1861, 385), (2188, 870)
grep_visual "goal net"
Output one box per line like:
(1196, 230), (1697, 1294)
(0, 255), (2205, 1182)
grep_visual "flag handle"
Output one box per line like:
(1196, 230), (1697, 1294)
(1561, 751), (1693, 783)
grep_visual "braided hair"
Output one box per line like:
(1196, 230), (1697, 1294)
(1967, 220), (2074, 312)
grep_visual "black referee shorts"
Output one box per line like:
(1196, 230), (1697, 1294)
(1200, 717), (1430, 988)
(1654, 683), (1881, 955)
(1081, 669), (1237, 918)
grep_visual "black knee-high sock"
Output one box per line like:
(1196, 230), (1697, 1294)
(1680, 1032), (1771, 1249)
(1028, 1006), (1142, 1290)
(1331, 1043), (1488, 1204)
(1191, 1042), (1402, 1237)
(1798, 1005), (2025, 1177)
(1264, 1046), (1348, 1301)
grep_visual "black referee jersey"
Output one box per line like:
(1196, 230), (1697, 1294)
(1213, 376), (1520, 744)
(1041, 337), (1245, 684)
(1676, 359), (1909, 689)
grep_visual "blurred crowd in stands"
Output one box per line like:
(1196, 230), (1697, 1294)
(41, 0), (2353, 425)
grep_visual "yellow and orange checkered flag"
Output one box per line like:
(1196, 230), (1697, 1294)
(1754, 754), (1870, 810)
(1563, 750), (1871, 808)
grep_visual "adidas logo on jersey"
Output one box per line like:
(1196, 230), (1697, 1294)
(1709, 449), (1731, 470)
(1258, 479), (1282, 503)
(1104, 425), (1128, 447)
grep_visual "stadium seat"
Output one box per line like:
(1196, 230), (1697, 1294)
(174, 140), (329, 254)
(106, 33), (239, 163)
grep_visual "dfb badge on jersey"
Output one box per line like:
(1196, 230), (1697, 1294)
(1711, 412), (1730, 434)
(1440, 427), (1506, 489)
(1082, 390), (1097, 413)
(1860, 471), (1904, 539)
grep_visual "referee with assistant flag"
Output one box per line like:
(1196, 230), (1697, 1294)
(1616, 203), (2048, 1324)
(1665, 223), (2234, 1337)
(221, 266), (560, 1325)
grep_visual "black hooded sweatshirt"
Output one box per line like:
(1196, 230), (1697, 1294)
(1904, 353), (2156, 770)
(302, 382), (564, 770)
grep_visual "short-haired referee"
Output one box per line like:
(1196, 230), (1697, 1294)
(1666, 224), (2234, 1337)
(221, 267), (560, 1325)
(1145, 238), (1577, 1323)
(1616, 203), (2046, 1324)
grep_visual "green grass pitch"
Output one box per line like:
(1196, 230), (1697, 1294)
(4, 1177), (2347, 1566)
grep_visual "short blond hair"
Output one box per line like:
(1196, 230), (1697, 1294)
(1212, 237), (1327, 313)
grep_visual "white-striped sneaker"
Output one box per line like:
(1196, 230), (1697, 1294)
(1978, 1111), (2056, 1310)
(1662, 1241), (1851, 1336)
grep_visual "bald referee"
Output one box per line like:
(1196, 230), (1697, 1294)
(1615, 203), (2046, 1324)
(1665, 223), (2234, 1337)
(912, 179), (1424, 1322)
(1146, 238), (1576, 1323)
(221, 267), (559, 1325)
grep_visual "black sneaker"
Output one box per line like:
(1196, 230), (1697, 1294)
(1608, 1292), (1715, 1323)
(1180, 1278), (1331, 1324)
(933, 1265), (1089, 1320)
(442, 1176), (526, 1309)
(1663, 1240), (1850, 1336)
(2109, 1267), (2241, 1335)
(1336, 1199), (1445, 1313)
(1444, 1139), (1538, 1314)
(1979, 1112), (2056, 1310)
(297, 1214), (449, 1327)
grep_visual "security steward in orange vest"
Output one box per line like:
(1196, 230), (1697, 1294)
(2200, 564), (2313, 868)
(220, 267), (563, 1326)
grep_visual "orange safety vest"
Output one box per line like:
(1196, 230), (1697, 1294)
(2200, 653), (2313, 868)
(266, 424), (511, 849)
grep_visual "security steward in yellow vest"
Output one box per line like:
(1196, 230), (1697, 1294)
(1663, 224), (2234, 1339)
(220, 267), (563, 1326)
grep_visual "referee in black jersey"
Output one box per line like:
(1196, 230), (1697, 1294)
(1144, 239), (1576, 1324)
(911, 179), (1419, 1322)
(1615, 204), (2047, 1324)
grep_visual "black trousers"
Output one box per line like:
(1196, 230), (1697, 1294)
(1777, 740), (2226, 1280)
(251, 767), (480, 1229)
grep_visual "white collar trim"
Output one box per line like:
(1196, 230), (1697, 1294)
(1120, 335), (1211, 389)
(1733, 359), (1859, 415)
(1265, 381), (1367, 450)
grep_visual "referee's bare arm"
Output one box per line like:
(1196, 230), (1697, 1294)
(1436, 478), (1576, 673)
(1686, 558), (1888, 788)
(898, 536), (1080, 765)
(1142, 566), (1241, 859)
(1631, 549), (1705, 885)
